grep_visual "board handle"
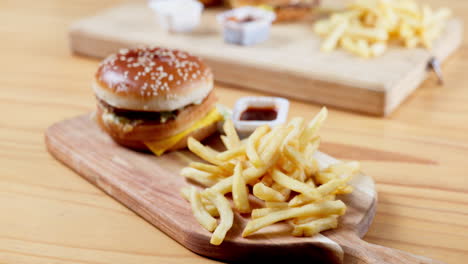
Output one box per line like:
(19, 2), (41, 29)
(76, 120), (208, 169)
(336, 232), (445, 264)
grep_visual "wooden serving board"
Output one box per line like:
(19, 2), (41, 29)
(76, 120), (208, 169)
(45, 114), (445, 264)
(69, 3), (463, 116)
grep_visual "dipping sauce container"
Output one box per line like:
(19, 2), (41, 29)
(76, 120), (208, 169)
(149, 0), (203, 33)
(233, 96), (289, 137)
(217, 7), (275, 46)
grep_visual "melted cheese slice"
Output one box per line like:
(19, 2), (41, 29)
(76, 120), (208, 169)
(145, 108), (222, 156)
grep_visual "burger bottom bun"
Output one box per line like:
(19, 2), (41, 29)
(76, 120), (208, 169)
(96, 91), (217, 142)
(97, 115), (218, 152)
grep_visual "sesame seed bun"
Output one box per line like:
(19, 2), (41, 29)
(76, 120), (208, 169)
(94, 47), (214, 112)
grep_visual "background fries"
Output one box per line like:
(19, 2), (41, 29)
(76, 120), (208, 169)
(181, 107), (362, 245)
(314, 0), (452, 57)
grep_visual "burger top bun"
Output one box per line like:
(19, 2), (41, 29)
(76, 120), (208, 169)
(93, 47), (214, 112)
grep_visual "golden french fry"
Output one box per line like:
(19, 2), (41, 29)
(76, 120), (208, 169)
(289, 168), (307, 182)
(181, 113), (360, 245)
(315, 0), (451, 57)
(370, 42), (387, 57)
(189, 187), (218, 232)
(299, 107), (328, 151)
(278, 156), (295, 174)
(188, 137), (222, 166)
(232, 163), (250, 213)
(272, 169), (320, 201)
(261, 173), (273, 186)
(251, 207), (283, 219)
(304, 137), (321, 160)
(272, 182), (291, 200)
(284, 117), (305, 147)
(321, 20), (349, 52)
(306, 178), (316, 188)
(291, 215), (338, 237)
(325, 161), (361, 176)
(246, 125), (269, 168)
(290, 215), (319, 225)
(189, 162), (229, 176)
(317, 177), (350, 196)
(242, 200), (346, 237)
(289, 178), (349, 207)
(220, 135), (231, 150)
(181, 167), (220, 187)
(345, 25), (389, 41)
(206, 127), (287, 194)
(258, 126), (280, 154)
(217, 145), (246, 161)
(316, 171), (337, 185)
(223, 119), (241, 150)
(253, 182), (286, 202)
(265, 201), (289, 209)
(335, 185), (354, 195)
(283, 145), (306, 171)
(204, 191), (234, 245)
(181, 187), (219, 217)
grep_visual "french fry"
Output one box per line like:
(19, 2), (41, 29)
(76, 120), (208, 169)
(272, 169), (320, 201)
(289, 178), (349, 207)
(291, 215), (339, 237)
(181, 167), (220, 187)
(188, 137), (222, 166)
(246, 125), (269, 168)
(316, 171), (337, 185)
(314, 0), (452, 57)
(299, 107), (328, 151)
(283, 145), (306, 171)
(204, 191), (234, 245)
(326, 161), (361, 174)
(321, 20), (349, 52)
(261, 173), (273, 186)
(258, 126), (277, 154)
(189, 162), (230, 176)
(223, 119), (241, 150)
(289, 168), (307, 182)
(242, 200), (346, 237)
(290, 215), (320, 225)
(253, 182), (286, 202)
(181, 113), (360, 245)
(181, 187), (219, 217)
(251, 207), (282, 219)
(272, 182), (291, 200)
(284, 117), (305, 147)
(220, 135), (231, 150)
(189, 187), (218, 232)
(217, 145), (246, 161)
(279, 156), (296, 174)
(265, 201), (289, 209)
(232, 163), (250, 213)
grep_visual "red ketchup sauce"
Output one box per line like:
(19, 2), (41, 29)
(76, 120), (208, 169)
(240, 107), (278, 121)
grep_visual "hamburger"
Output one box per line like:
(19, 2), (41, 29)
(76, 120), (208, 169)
(229, 0), (320, 22)
(93, 47), (221, 155)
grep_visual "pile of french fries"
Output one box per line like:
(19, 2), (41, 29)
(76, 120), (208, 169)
(314, 0), (452, 58)
(180, 107), (362, 245)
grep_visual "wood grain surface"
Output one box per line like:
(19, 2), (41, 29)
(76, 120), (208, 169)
(1, 0), (468, 264)
(68, 3), (463, 116)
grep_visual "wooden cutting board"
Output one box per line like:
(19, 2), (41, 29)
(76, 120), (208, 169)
(69, 3), (462, 116)
(45, 114), (444, 264)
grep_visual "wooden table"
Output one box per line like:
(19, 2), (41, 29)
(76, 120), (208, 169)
(1, 0), (467, 263)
